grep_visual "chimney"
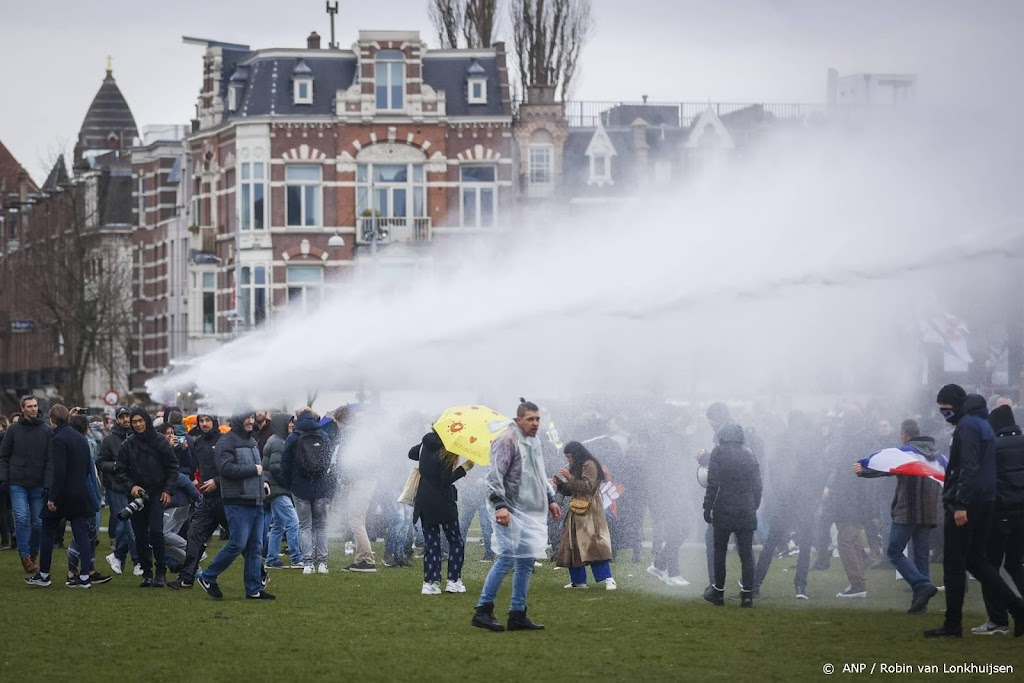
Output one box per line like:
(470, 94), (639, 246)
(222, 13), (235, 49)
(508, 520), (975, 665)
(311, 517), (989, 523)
(307, 31), (321, 49)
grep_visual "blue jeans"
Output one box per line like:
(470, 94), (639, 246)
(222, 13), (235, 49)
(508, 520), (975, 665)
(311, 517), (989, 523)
(569, 559), (613, 585)
(386, 503), (413, 560)
(887, 522), (932, 593)
(477, 555), (535, 612)
(202, 505), (264, 595)
(106, 490), (139, 563)
(266, 496), (302, 564)
(9, 485), (44, 557)
(460, 497), (493, 555)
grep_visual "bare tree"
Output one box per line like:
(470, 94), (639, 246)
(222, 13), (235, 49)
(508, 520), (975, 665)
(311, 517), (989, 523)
(429, 0), (464, 49)
(509, 0), (591, 99)
(464, 0), (499, 48)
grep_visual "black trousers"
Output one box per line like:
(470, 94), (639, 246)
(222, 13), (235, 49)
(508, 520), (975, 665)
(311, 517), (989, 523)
(713, 525), (754, 591)
(982, 515), (1024, 626)
(653, 515), (685, 576)
(754, 511), (814, 590)
(178, 495), (226, 583)
(0, 486), (14, 545)
(130, 500), (167, 575)
(943, 504), (1023, 627)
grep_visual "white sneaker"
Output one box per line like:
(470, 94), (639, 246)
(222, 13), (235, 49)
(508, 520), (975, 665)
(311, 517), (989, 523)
(317, 562), (329, 575)
(444, 579), (466, 593)
(133, 564), (144, 576)
(534, 561), (543, 568)
(646, 564), (668, 581)
(836, 586), (867, 599)
(421, 581), (441, 595)
(971, 620), (1009, 635)
(564, 582), (589, 589)
(603, 577), (618, 590)
(344, 541), (354, 556)
(302, 564), (315, 575)
(667, 575), (689, 587)
(105, 553), (123, 576)
(201, 551), (208, 562)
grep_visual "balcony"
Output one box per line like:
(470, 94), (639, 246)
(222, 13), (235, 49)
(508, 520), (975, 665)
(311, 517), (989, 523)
(357, 217), (431, 245)
(189, 226), (217, 254)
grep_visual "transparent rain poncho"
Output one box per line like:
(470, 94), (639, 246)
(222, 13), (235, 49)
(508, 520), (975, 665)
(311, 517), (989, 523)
(485, 427), (555, 559)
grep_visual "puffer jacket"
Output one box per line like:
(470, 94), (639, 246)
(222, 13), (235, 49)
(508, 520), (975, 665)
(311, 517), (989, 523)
(215, 415), (264, 507)
(0, 414), (53, 487)
(97, 424), (130, 492)
(943, 394), (997, 511)
(262, 413), (293, 501)
(988, 405), (1024, 518)
(703, 423), (762, 530)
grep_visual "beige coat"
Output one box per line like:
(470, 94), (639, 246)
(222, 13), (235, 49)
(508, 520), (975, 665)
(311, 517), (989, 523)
(554, 460), (613, 567)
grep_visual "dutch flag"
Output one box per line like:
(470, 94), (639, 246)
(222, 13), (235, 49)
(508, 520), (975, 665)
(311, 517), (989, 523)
(858, 445), (948, 483)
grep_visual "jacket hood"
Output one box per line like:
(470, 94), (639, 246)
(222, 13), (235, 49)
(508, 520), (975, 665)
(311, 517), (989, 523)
(172, 423), (189, 438)
(229, 412), (255, 437)
(129, 408), (160, 444)
(906, 436), (939, 460)
(294, 411), (321, 433)
(111, 423), (130, 438)
(960, 394), (989, 421)
(718, 423), (745, 445)
(270, 413), (292, 439)
(988, 404), (1020, 435)
(196, 415), (221, 438)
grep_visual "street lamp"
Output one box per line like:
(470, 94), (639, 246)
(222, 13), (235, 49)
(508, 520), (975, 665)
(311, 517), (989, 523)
(328, 232), (345, 248)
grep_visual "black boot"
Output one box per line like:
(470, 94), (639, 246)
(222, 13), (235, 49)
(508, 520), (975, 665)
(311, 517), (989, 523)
(740, 589), (754, 608)
(471, 603), (505, 632)
(703, 584), (724, 606)
(507, 609), (544, 631)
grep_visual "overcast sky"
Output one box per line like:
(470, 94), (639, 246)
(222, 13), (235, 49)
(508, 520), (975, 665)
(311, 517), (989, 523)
(1, 0), (1019, 183)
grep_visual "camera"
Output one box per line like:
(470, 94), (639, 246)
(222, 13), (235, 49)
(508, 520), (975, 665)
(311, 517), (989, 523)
(117, 490), (149, 521)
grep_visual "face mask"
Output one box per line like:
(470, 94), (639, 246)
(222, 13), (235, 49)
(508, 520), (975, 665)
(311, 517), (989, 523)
(940, 408), (956, 424)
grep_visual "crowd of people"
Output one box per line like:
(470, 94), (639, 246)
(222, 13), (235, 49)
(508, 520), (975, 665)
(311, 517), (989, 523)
(0, 385), (1022, 636)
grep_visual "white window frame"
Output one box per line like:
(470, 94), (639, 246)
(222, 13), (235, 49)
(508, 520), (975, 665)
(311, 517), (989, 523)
(356, 163), (426, 219)
(239, 264), (269, 327)
(285, 164), (322, 227)
(468, 78), (487, 105)
(239, 162), (267, 231)
(375, 50), (405, 111)
(294, 78), (313, 105)
(286, 265), (324, 313)
(228, 85), (239, 112)
(527, 145), (554, 195)
(588, 153), (612, 185)
(199, 270), (217, 335)
(459, 165), (497, 228)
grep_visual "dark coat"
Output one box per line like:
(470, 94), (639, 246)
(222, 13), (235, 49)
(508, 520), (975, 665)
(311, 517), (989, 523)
(45, 423), (99, 519)
(826, 416), (877, 523)
(253, 419), (274, 457)
(113, 410), (179, 496)
(0, 414), (53, 487)
(943, 394), (997, 511)
(97, 424), (130, 493)
(703, 424), (762, 530)
(215, 417), (265, 507)
(192, 416), (223, 491)
(988, 406), (1024, 518)
(412, 432), (467, 526)
(281, 412), (335, 501)
(262, 413), (293, 501)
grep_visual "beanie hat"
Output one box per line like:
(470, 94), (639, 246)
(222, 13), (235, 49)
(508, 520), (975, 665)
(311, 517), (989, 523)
(988, 404), (1017, 433)
(936, 384), (967, 410)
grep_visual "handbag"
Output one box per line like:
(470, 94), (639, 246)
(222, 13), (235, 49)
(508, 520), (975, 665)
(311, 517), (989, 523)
(397, 465), (421, 507)
(569, 497), (590, 515)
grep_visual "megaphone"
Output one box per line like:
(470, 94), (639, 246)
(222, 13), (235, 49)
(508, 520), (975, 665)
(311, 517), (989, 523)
(696, 464), (709, 489)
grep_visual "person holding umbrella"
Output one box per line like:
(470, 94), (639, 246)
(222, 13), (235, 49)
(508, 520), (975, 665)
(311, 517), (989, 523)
(409, 431), (474, 595)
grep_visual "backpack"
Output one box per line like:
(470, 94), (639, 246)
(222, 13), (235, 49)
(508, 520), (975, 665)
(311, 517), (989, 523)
(295, 432), (332, 478)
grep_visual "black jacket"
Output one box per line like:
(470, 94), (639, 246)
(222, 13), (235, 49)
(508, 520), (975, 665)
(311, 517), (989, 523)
(215, 417), (265, 507)
(703, 424), (762, 530)
(826, 416), (877, 523)
(412, 432), (467, 527)
(45, 423), (98, 520)
(943, 394), (997, 511)
(262, 413), (293, 501)
(281, 412), (335, 500)
(0, 414), (53, 487)
(113, 410), (179, 496)
(97, 424), (130, 493)
(192, 417), (222, 494)
(988, 406), (1024, 518)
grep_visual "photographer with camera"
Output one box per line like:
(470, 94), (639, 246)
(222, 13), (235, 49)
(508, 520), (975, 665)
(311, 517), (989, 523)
(113, 408), (179, 588)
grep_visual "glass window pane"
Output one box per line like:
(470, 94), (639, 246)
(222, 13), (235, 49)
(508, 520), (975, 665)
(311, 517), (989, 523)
(376, 85), (388, 109)
(286, 186), (302, 225)
(253, 185), (265, 230)
(413, 187), (424, 217)
(413, 165), (424, 183)
(393, 189), (406, 217)
(202, 272), (215, 288)
(375, 189), (388, 216)
(375, 165), (406, 183)
(241, 267), (251, 285)
(287, 266), (323, 284)
(462, 188), (477, 226)
(255, 266), (266, 285)
(461, 166), (495, 182)
(254, 288), (266, 324)
(240, 184), (251, 230)
(481, 188), (494, 225)
(357, 165), (367, 183)
(203, 292), (216, 333)
(285, 165), (320, 182)
(254, 164), (265, 180)
(356, 186), (368, 215)
(241, 163), (250, 180)
(240, 288), (251, 325)
(305, 186), (319, 225)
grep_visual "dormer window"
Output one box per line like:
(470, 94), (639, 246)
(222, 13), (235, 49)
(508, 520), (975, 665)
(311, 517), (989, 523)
(228, 66), (248, 114)
(467, 59), (487, 105)
(228, 85), (240, 112)
(293, 59), (313, 105)
(589, 153), (611, 184)
(375, 50), (405, 111)
(584, 122), (617, 187)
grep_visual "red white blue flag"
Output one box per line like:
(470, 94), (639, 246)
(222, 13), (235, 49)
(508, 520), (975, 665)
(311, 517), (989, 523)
(857, 445), (947, 483)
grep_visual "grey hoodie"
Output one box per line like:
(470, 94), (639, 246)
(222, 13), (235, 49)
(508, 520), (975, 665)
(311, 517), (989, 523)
(262, 413), (293, 501)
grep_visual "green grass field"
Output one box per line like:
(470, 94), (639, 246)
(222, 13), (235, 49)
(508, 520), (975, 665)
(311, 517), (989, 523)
(4, 537), (1022, 682)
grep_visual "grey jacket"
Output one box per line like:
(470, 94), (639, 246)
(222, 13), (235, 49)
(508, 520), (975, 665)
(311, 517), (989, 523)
(262, 413), (292, 501)
(215, 419), (264, 507)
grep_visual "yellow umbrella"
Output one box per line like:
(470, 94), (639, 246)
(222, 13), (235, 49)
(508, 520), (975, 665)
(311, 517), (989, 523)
(432, 405), (512, 466)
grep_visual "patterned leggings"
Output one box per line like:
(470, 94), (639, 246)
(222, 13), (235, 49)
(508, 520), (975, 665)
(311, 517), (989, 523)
(423, 520), (464, 584)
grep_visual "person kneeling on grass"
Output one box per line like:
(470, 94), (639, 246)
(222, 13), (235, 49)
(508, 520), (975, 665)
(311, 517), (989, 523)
(410, 431), (473, 595)
(553, 441), (616, 590)
(25, 405), (98, 589)
(197, 411), (275, 601)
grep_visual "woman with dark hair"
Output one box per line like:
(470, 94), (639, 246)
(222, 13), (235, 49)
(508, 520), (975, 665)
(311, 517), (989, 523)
(552, 441), (615, 589)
